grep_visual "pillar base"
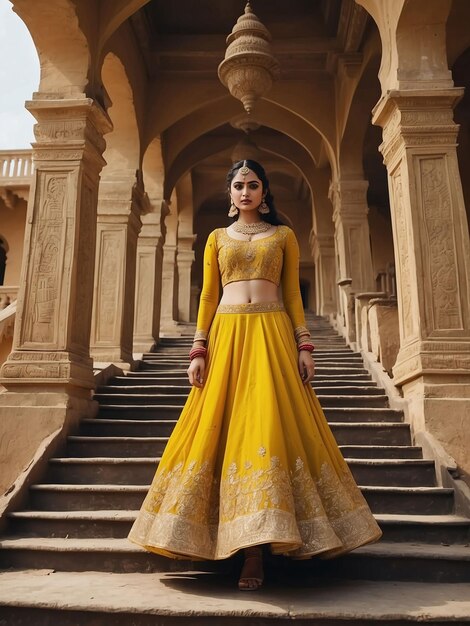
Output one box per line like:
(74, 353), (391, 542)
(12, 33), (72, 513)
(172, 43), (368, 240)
(0, 387), (98, 494)
(402, 376), (470, 479)
(89, 348), (135, 371)
(0, 351), (95, 391)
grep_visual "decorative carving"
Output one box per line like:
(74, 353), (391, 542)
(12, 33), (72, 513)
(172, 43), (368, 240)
(71, 184), (96, 350)
(95, 230), (122, 343)
(419, 158), (462, 330)
(22, 173), (68, 345)
(390, 169), (416, 342)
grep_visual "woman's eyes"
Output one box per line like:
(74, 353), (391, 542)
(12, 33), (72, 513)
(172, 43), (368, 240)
(233, 183), (260, 190)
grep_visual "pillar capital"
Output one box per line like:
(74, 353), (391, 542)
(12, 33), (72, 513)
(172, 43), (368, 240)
(329, 179), (369, 224)
(27, 97), (111, 171)
(372, 88), (464, 168)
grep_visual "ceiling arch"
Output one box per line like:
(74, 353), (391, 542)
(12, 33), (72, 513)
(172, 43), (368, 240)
(12, 0), (90, 95)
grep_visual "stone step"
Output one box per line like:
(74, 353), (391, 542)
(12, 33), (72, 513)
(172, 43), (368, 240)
(27, 483), (454, 515)
(361, 486), (454, 515)
(124, 370), (375, 381)
(339, 445), (422, 459)
(95, 393), (390, 409)
(81, 419), (412, 446)
(42, 456), (436, 488)
(6, 511), (470, 545)
(0, 537), (467, 582)
(108, 377), (380, 389)
(96, 405), (404, 423)
(1, 571), (469, 626)
(67, 437), (422, 461)
(139, 360), (370, 372)
(67, 435), (169, 457)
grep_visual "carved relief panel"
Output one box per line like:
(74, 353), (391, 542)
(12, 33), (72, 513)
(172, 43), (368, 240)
(416, 156), (463, 332)
(389, 167), (418, 344)
(20, 172), (72, 348)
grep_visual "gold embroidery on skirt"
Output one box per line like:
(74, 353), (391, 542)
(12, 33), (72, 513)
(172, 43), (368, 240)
(217, 301), (285, 314)
(129, 453), (382, 560)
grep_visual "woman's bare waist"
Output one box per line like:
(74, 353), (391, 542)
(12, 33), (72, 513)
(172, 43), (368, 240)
(220, 279), (279, 305)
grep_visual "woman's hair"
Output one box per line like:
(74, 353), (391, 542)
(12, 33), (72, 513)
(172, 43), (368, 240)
(226, 159), (284, 225)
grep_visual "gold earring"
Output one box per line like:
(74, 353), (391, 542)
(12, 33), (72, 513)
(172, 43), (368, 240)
(258, 198), (269, 214)
(228, 202), (238, 217)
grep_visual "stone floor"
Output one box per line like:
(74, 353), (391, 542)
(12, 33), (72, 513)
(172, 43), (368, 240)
(0, 569), (470, 623)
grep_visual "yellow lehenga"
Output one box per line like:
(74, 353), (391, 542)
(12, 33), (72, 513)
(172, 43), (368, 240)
(128, 226), (382, 560)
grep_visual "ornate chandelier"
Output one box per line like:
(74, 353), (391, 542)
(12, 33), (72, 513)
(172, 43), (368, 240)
(218, 2), (280, 115)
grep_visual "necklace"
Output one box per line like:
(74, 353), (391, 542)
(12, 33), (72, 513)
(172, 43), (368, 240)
(232, 220), (272, 242)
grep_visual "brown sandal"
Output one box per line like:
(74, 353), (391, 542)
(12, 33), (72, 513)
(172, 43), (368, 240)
(238, 546), (264, 591)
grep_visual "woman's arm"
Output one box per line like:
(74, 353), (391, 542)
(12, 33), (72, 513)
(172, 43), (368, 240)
(280, 228), (307, 332)
(194, 230), (220, 342)
(188, 230), (221, 388)
(281, 228), (315, 384)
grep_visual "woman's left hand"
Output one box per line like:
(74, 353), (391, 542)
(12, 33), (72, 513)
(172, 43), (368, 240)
(298, 350), (315, 384)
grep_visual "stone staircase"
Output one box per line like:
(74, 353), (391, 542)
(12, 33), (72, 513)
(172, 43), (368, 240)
(0, 314), (469, 624)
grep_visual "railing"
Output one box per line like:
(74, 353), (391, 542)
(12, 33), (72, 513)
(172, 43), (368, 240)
(0, 287), (19, 310)
(0, 150), (34, 185)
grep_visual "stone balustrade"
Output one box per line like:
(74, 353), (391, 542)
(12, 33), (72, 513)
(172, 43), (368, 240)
(0, 287), (19, 310)
(355, 291), (400, 377)
(0, 150), (34, 186)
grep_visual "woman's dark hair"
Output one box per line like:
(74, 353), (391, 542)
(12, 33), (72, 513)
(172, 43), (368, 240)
(226, 159), (284, 225)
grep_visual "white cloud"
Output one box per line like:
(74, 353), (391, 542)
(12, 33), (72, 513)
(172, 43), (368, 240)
(0, 2), (40, 149)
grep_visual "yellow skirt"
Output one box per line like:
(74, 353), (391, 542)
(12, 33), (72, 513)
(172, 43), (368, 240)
(128, 303), (382, 560)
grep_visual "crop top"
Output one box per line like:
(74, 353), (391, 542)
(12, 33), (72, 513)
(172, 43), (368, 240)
(195, 225), (306, 337)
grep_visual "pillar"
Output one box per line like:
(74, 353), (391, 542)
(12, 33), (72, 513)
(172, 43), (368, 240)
(177, 235), (196, 323)
(310, 232), (336, 317)
(373, 88), (470, 474)
(330, 179), (375, 343)
(0, 97), (111, 492)
(89, 173), (142, 367)
(133, 202), (168, 354)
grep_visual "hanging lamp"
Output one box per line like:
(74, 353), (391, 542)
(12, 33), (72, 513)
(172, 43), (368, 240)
(218, 2), (280, 114)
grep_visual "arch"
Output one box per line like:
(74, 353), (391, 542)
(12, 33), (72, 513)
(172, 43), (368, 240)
(100, 52), (140, 176)
(98, 0), (150, 56)
(12, 0), (90, 95)
(0, 237), (7, 286)
(161, 98), (331, 186)
(452, 46), (470, 230)
(356, 0), (453, 93)
(142, 137), (165, 208)
(148, 96), (334, 176)
(339, 52), (382, 179)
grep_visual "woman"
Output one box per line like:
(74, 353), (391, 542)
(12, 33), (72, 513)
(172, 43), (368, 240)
(128, 159), (382, 590)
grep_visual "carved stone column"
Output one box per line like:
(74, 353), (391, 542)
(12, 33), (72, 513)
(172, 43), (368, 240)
(329, 179), (375, 341)
(89, 174), (143, 367)
(374, 89), (470, 475)
(177, 235), (196, 323)
(0, 97), (111, 492)
(160, 243), (178, 328)
(133, 202), (168, 354)
(310, 231), (336, 317)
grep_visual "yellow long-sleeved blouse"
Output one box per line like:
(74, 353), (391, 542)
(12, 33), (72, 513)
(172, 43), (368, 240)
(195, 225), (306, 338)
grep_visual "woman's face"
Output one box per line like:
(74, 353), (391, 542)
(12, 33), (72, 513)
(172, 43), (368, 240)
(230, 168), (264, 213)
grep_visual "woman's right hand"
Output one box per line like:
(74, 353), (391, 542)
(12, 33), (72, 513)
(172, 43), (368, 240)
(187, 356), (206, 388)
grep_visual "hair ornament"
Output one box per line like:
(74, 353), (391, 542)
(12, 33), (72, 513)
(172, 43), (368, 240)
(239, 160), (250, 176)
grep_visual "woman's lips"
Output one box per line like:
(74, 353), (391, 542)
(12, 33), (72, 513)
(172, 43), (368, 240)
(241, 200), (251, 204)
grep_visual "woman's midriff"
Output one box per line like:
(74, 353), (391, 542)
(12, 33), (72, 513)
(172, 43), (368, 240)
(219, 279), (279, 305)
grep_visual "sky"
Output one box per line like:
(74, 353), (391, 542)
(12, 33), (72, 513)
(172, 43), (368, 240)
(0, 1), (40, 149)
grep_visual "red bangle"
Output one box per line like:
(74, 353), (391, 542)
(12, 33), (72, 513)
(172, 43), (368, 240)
(189, 347), (207, 361)
(298, 343), (315, 353)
